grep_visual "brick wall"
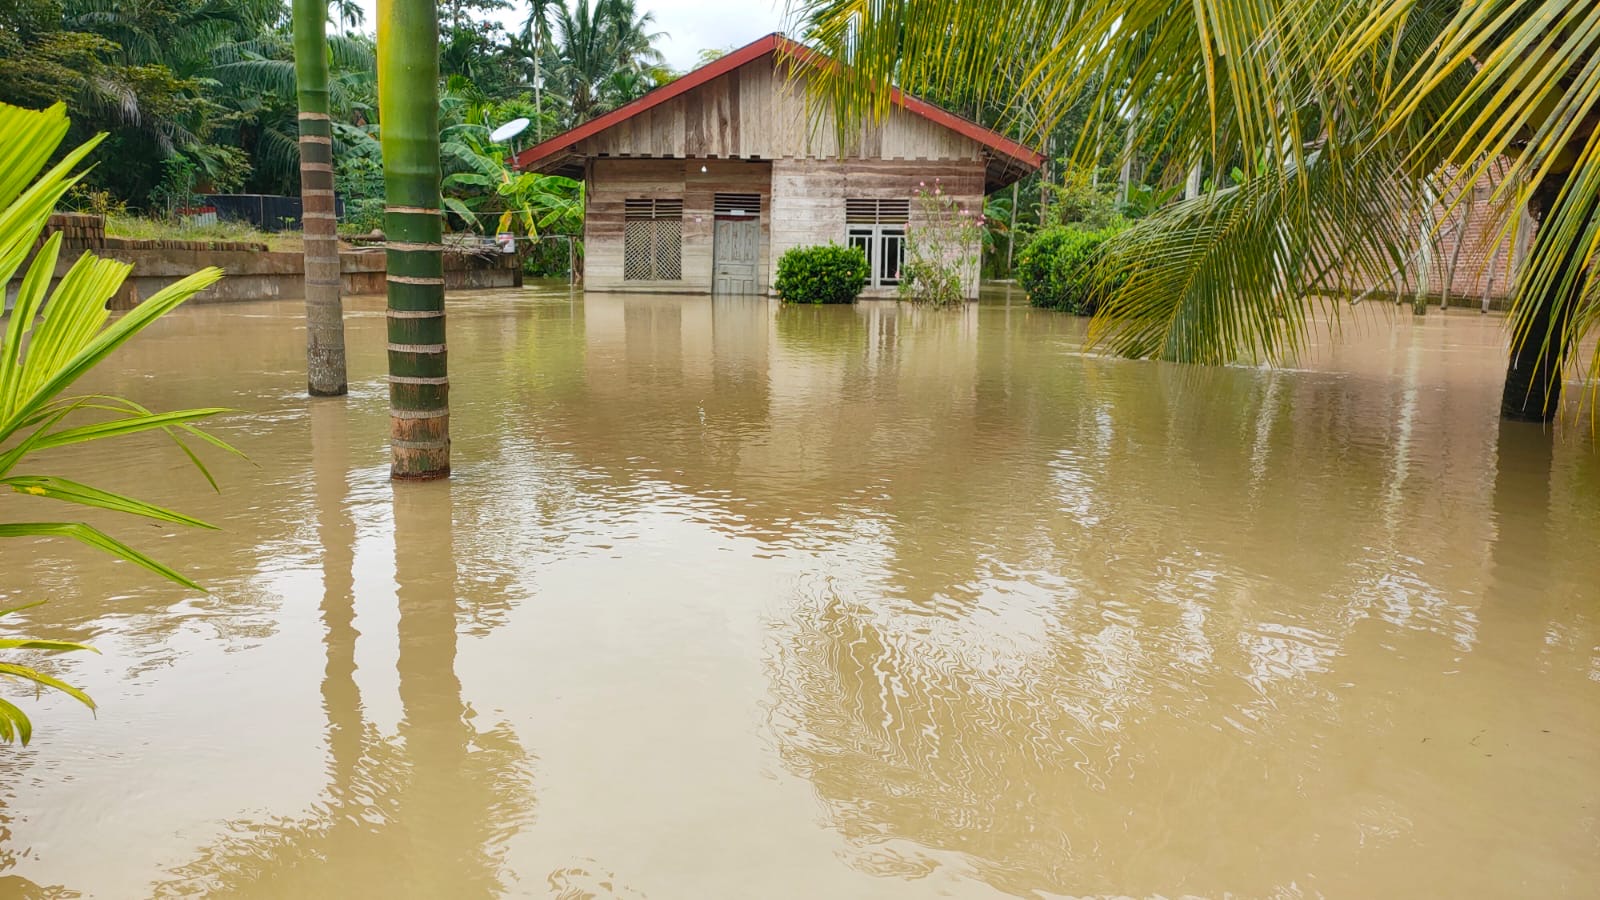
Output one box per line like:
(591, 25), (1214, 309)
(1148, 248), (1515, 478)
(40, 212), (106, 250)
(1347, 159), (1533, 309)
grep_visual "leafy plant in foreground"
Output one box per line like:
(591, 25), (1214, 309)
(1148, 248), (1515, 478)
(0, 101), (231, 745)
(0, 603), (95, 745)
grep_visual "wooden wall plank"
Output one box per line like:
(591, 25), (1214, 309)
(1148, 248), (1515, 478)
(586, 158), (775, 294)
(571, 56), (986, 164)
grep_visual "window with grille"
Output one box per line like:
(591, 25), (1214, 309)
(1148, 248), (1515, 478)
(845, 199), (909, 287)
(624, 198), (683, 280)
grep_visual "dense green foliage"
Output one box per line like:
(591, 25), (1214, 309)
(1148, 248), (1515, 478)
(775, 244), (870, 305)
(1017, 225), (1127, 315)
(0, 0), (669, 221)
(522, 236), (579, 277)
(0, 102), (231, 744)
(439, 109), (584, 238)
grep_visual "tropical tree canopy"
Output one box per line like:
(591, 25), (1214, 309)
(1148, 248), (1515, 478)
(0, 0), (674, 211)
(546, 0), (672, 125)
(792, 0), (1600, 417)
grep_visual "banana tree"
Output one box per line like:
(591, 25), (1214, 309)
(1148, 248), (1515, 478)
(0, 101), (233, 744)
(293, 0), (348, 397)
(440, 128), (583, 237)
(377, 0), (449, 479)
(444, 169), (583, 235)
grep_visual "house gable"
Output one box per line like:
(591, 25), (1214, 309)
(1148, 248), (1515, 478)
(515, 34), (1042, 192)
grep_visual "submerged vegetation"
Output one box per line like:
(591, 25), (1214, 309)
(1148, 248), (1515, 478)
(1017, 224), (1127, 315)
(898, 181), (982, 307)
(775, 244), (870, 305)
(0, 102), (233, 743)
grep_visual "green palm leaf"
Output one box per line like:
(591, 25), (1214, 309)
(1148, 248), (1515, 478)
(0, 603), (97, 746)
(0, 100), (235, 744)
(2, 476), (217, 529)
(790, 0), (1600, 417)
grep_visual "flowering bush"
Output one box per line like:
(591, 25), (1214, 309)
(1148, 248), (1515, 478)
(899, 179), (983, 307)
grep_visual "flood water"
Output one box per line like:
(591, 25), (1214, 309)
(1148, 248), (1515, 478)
(2, 285), (1597, 898)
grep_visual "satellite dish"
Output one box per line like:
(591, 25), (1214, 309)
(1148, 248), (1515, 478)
(490, 117), (531, 143)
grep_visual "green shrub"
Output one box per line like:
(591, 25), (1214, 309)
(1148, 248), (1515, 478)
(521, 237), (577, 277)
(775, 243), (869, 304)
(1016, 224), (1127, 314)
(338, 198), (386, 235)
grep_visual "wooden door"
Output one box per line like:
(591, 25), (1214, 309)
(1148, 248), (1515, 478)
(713, 216), (760, 295)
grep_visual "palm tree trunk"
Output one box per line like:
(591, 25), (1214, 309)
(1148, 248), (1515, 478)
(1501, 174), (1583, 422)
(294, 0), (348, 397)
(1006, 181), (1018, 275)
(1440, 191), (1472, 311)
(391, 482), (478, 895)
(1412, 178), (1436, 315)
(533, 41), (543, 142)
(379, 0), (450, 478)
(310, 400), (361, 799)
(1038, 134), (1050, 223)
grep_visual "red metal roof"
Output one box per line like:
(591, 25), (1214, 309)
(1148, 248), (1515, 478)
(511, 33), (1045, 178)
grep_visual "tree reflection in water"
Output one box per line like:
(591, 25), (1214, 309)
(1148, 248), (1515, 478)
(154, 403), (532, 897)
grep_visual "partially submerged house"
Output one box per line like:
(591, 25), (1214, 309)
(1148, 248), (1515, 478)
(512, 33), (1044, 298)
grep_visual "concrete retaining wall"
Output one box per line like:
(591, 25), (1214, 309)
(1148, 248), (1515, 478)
(8, 214), (522, 310)
(104, 245), (520, 308)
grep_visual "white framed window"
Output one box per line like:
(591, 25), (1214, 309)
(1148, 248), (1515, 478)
(624, 198), (683, 280)
(846, 198), (909, 287)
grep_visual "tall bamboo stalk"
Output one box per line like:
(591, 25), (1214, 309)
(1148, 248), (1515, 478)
(378, 0), (449, 478)
(294, 0), (348, 396)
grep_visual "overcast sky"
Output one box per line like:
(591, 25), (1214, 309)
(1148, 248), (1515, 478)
(351, 0), (790, 73)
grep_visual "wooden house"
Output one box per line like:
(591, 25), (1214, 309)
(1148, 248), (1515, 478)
(512, 34), (1044, 299)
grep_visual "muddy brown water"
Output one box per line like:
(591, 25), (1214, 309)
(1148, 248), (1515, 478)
(1, 286), (1596, 898)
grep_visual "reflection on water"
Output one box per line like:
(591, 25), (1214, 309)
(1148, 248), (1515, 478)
(151, 409), (533, 898)
(1, 286), (1597, 897)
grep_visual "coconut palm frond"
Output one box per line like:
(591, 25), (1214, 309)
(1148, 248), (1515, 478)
(212, 57), (298, 97)
(790, 0), (1600, 413)
(1090, 149), (1415, 364)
